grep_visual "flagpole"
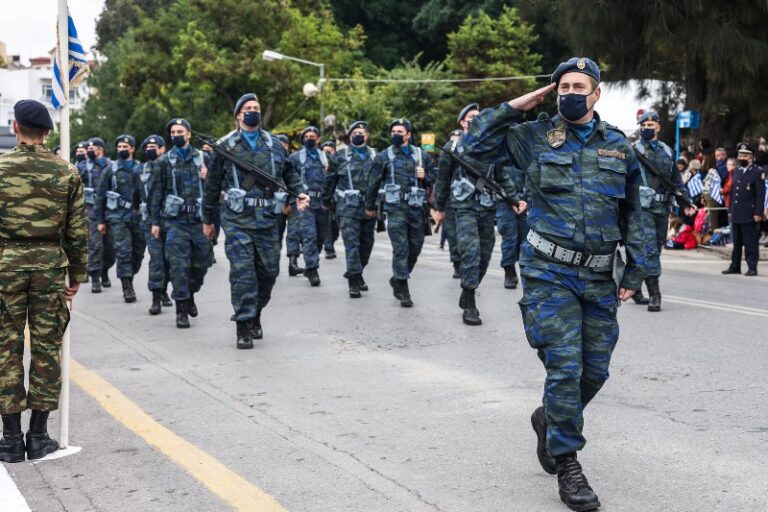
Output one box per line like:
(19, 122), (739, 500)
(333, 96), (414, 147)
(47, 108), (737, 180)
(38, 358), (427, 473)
(57, 0), (71, 450)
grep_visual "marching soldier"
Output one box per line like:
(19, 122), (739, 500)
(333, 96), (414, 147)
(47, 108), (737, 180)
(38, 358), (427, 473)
(73, 140), (88, 164)
(275, 134), (305, 276)
(0, 100), (88, 462)
(496, 163), (528, 289)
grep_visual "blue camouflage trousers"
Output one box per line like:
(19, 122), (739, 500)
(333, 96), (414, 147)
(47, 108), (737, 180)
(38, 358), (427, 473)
(456, 208), (496, 289)
(87, 215), (115, 273)
(142, 222), (169, 291)
(108, 218), (145, 279)
(518, 267), (619, 456)
(300, 207), (328, 270)
(285, 207), (302, 256)
(224, 224), (279, 322)
(386, 206), (425, 280)
(496, 202), (528, 268)
(444, 207), (460, 264)
(165, 222), (212, 301)
(643, 207), (667, 278)
(339, 215), (376, 278)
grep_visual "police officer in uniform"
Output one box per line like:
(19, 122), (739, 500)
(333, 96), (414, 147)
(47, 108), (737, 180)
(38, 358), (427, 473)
(0, 100), (88, 462)
(632, 111), (696, 310)
(722, 143), (766, 276)
(463, 58), (650, 511)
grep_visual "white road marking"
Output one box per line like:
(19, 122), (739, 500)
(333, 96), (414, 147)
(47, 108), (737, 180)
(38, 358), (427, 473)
(0, 463), (31, 512)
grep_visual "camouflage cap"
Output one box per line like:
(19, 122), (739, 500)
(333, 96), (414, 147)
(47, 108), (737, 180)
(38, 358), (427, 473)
(13, 99), (54, 130)
(114, 134), (136, 147)
(551, 57), (601, 85)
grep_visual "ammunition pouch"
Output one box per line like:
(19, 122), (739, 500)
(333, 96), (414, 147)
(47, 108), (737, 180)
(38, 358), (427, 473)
(225, 188), (247, 213)
(84, 187), (96, 205)
(407, 187), (426, 207)
(451, 177), (475, 202)
(163, 194), (184, 217)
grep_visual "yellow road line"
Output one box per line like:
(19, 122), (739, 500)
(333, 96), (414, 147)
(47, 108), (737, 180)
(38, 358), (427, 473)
(69, 359), (288, 512)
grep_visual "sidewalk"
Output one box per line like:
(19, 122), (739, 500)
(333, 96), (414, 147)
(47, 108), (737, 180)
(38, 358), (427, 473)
(698, 243), (768, 261)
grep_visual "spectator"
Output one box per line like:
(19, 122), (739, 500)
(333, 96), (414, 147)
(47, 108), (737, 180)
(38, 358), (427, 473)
(701, 153), (722, 230)
(715, 147), (728, 182)
(665, 222), (698, 250)
(721, 157), (737, 209)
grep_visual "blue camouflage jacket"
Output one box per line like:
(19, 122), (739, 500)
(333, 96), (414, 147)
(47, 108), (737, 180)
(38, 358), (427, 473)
(289, 147), (330, 210)
(148, 146), (205, 226)
(77, 156), (112, 218)
(323, 145), (377, 219)
(94, 158), (142, 223)
(365, 144), (433, 212)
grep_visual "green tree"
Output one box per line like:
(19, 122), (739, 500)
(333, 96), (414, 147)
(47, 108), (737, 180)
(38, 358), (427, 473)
(94, 0), (165, 50)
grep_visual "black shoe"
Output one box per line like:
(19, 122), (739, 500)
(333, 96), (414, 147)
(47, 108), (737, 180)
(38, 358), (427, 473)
(452, 262), (461, 279)
(721, 268), (741, 275)
(306, 268), (321, 287)
(646, 277), (661, 312)
(90, 271), (102, 294)
(631, 289), (650, 305)
(398, 279), (413, 307)
(188, 294), (198, 318)
(357, 274), (368, 292)
(745, 269), (758, 276)
(460, 288), (482, 326)
(121, 277), (137, 303)
(161, 291), (173, 307)
(325, 249), (337, 259)
(348, 276), (361, 298)
(249, 317), (263, 340)
(556, 453), (600, 511)
(503, 266), (518, 289)
(101, 269), (112, 288)
(288, 255), (304, 276)
(25, 411), (59, 460)
(176, 301), (190, 328)
(530, 406), (557, 474)
(390, 277), (403, 300)
(0, 413), (25, 463)
(149, 291), (162, 315)
(236, 321), (253, 349)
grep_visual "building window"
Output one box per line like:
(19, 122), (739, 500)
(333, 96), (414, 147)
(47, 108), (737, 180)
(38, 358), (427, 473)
(41, 84), (78, 102)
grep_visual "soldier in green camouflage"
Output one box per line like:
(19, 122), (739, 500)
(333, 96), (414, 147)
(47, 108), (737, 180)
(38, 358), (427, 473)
(0, 100), (88, 462)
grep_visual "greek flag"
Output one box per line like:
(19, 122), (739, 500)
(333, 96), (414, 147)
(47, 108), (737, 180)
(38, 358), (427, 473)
(51, 12), (89, 109)
(708, 172), (723, 205)
(686, 173), (703, 198)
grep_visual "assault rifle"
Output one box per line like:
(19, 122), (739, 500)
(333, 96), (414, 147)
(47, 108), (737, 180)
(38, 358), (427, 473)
(438, 146), (520, 209)
(634, 151), (693, 208)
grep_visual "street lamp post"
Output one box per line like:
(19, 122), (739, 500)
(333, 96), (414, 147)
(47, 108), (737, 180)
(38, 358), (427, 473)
(262, 50), (326, 134)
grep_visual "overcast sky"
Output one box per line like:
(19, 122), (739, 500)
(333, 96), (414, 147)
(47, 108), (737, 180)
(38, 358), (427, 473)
(1, 0), (105, 62)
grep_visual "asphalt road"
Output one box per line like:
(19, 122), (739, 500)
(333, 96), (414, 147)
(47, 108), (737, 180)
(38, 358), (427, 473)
(3, 233), (767, 512)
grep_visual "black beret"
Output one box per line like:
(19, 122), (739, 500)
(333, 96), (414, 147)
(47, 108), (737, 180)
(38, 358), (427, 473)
(88, 137), (106, 148)
(13, 99), (54, 130)
(347, 120), (368, 135)
(166, 117), (192, 134)
(275, 134), (290, 145)
(457, 103), (479, 124)
(736, 142), (755, 154)
(74, 140), (89, 150)
(141, 134), (165, 149)
(234, 93), (258, 117)
(389, 118), (412, 132)
(320, 140), (336, 149)
(637, 111), (660, 124)
(114, 134), (136, 147)
(301, 126), (320, 139)
(551, 57), (600, 85)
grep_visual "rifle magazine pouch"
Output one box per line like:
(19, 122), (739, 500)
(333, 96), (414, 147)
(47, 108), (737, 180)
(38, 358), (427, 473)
(408, 187), (426, 207)
(451, 177), (475, 201)
(639, 185), (655, 209)
(273, 191), (288, 215)
(163, 194), (184, 217)
(225, 188), (246, 213)
(343, 190), (361, 208)
(384, 183), (401, 205)
(84, 187), (96, 205)
(139, 202), (148, 222)
(479, 191), (495, 208)
(106, 190), (121, 211)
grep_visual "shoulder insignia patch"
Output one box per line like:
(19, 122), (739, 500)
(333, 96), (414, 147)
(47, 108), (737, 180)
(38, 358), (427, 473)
(547, 128), (566, 148)
(597, 148), (626, 160)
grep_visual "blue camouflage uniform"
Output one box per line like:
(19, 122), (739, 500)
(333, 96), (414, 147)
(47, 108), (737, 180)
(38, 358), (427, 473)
(289, 147), (330, 271)
(77, 155), (116, 275)
(139, 158), (170, 292)
(496, 163), (529, 269)
(463, 97), (650, 456)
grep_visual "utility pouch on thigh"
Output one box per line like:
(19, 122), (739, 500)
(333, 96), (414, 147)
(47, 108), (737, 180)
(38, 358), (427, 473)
(408, 187), (426, 207)
(639, 185), (655, 209)
(273, 191), (288, 215)
(451, 177), (475, 201)
(139, 201), (148, 221)
(84, 187), (95, 205)
(384, 183), (401, 205)
(343, 190), (361, 208)
(225, 188), (246, 213)
(163, 194), (184, 217)
(106, 190), (121, 210)
(479, 190), (495, 208)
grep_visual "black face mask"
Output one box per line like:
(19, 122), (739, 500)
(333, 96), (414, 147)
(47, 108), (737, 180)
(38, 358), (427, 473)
(243, 111), (261, 127)
(304, 139), (317, 150)
(145, 149), (158, 161)
(738, 159), (749, 167)
(558, 93), (591, 122)
(118, 149), (131, 160)
(172, 135), (186, 148)
(75, 153), (86, 162)
(640, 128), (656, 141)
(351, 134), (366, 147)
(87, 150), (97, 160)
(391, 134), (405, 146)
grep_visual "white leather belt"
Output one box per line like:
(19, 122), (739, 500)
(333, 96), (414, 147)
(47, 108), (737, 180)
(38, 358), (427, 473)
(526, 230), (613, 269)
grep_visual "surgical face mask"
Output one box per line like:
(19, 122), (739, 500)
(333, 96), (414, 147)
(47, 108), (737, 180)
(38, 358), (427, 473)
(87, 150), (96, 160)
(738, 159), (749, 167)
(391, 133), (405, 146)
(145, 148), (158, 161)
(351, 134), (366, 147)
(243, 111), (261, 127)
(558, 93), (591, 122)
(640, 128), (656, 141)
(304, 139), (316, 150)
(172, 135), (186, 148)
(118, 149), (131, 160)
(75, 153), (86, 162)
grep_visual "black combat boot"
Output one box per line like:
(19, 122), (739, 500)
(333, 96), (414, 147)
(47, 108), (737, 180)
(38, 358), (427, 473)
(460, 288), (482, 326)
(187, 293), (198, 318)
(503, 265), (518, 289)
(452, 261), (461, 279)
(0, 413), (25, 463)
(325, 247), (337, 259)
(288, 255), (304, 276)
(175, 300), (190, 329)
(555, 453), (600, 511)
(248, 316), (263, 340)
(530, 406), (557, 474)
(646, 277), (661, 312)
(236, 321), (253, 349)
(101, 268), (112, 288)
(357, 274), (368, 291)
(149, 291), (162, 315)
(398, 279), (413, 308)
(161, 290), (173, 307)
(632, 286), (650, 305)
(390, 277), (403, 300)
(25, 411), (59, 460)
(348, 276), (361, 299)
(90, 271), (102, 293)
(121, 277), (136, 303)
(306, 268), (321, 287)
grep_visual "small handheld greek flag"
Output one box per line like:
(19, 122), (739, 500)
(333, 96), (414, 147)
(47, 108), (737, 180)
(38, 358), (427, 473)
(686, 173), (703, 198)
(52, 12), (89, 109)
(708, 172), (723, 205)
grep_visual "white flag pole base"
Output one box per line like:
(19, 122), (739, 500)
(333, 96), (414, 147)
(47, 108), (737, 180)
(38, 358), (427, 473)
(31, 445), (82, 463)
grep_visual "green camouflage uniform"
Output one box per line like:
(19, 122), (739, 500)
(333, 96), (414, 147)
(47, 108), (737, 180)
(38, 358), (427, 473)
(0, 144), (88, 414)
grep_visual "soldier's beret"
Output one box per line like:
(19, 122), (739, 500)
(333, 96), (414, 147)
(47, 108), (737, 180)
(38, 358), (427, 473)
(13, 99), (54, 130)
(457, 103), (479, 124)
(347, 120), (368, 135)
(736, 142), (755, 154)
(320, 140), (336, 149)
(551, 57), (601, 85)
(637, 111), (660, 124)
(115, 134), (136, 147)
(74, 140), (89, 150)
(166, 118), (192, 134)
(88, 137), (106, 148)
(275, 134), (290, 145)
(389, 118), (412, 132)
(234, 93), (258, 117)
(301, 126), (320, 139)
(141, 134), (165, 148)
